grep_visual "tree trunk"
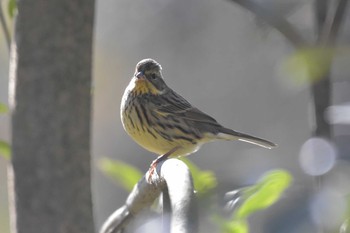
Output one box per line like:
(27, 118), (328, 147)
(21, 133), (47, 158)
(312, 0), (332, 139)
(8, 1), (95, 233)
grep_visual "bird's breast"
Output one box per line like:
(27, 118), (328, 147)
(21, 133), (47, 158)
(123, 77), (160, 96)
(121, 95), (204, 156)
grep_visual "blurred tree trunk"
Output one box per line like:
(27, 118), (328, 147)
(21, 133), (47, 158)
(312, 0), (348, 140)
(312, 0), (331, 139)
(8, 1), (95, 233)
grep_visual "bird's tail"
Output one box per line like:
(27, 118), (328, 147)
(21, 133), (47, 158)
(216, 127), (277, 149)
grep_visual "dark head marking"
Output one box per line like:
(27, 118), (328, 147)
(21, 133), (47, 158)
(134, 58), (168, 92)
(136, 58), (162, 74)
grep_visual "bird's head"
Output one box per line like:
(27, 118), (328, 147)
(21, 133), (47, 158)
(131, 58), (167, 95)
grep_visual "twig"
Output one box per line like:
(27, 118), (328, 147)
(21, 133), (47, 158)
(0, 1), (11, 51)
(99, 159), (198, 233)
(228, 0), (308, 47)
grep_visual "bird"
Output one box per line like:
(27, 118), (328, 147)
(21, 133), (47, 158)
(121, 58), (277, 173)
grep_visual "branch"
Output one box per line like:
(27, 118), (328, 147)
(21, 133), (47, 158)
(99, 176), (163, 233)
(99, 206), (132, 233)
(228, 0), (308, 47)
(310, 0), (349, 140)
(315, 0), (328, 37)
(320, 0), (349, 44)
(99, 159), (198, 233)
(160, 159), (198, 233)
(0, 0), (11, 51)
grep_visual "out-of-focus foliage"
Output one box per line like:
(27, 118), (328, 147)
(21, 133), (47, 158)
(181, 158), (217, 196)
(0, 103), (10, 160)
(341, 195), (350, 233)
(341, 218), (350, 233)
(235, 170), (292, 219)
(98, 159), (292, 233)
(98, 158), (143, 192)
(221, 170), (292, 233)
(281, 47), (335, 86)
(0, 141), (10, 160)
(99, 157), (217, 196)
(0, 103), (8, 114)
(7, 0), (17, 18)
(221, 219), (248, 233)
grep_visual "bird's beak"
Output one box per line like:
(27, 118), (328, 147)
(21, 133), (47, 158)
(135, 72), (146, 80)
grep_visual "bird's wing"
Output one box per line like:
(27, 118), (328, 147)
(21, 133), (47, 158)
(153, 90), (221, 126)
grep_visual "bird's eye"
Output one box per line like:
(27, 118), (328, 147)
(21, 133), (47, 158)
(150, 74), (157, 80)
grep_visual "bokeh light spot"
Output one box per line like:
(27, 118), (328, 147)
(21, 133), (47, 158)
(325, 104), (350, 124)
(310, 189), (346, 230)
(299, 138), (336, 176)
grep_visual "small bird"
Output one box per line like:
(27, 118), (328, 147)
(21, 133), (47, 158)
(121, 59), (276, 170)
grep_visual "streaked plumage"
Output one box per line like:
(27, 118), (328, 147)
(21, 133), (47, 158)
(121, 58), (276, 158)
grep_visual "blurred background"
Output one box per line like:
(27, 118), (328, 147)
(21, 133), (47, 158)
(1, 0), (350, 232)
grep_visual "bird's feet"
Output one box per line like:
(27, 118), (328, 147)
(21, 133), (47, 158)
(147, 146), (180, 182)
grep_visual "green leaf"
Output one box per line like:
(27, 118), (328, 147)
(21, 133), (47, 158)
(180, 158), (217, 195)
(8, 0), (17, 18)
(222, 219), (248, 233)
(341, 218), (350, 233)
(0, 103), (9, 114)
(212, 214), (248, 233)
(98, 158), (143, 192)
(342, 195), (350, 233)
(235, 170), (292, 219)
(281, 47), (335, 86)
(0, 141), (11, 160)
